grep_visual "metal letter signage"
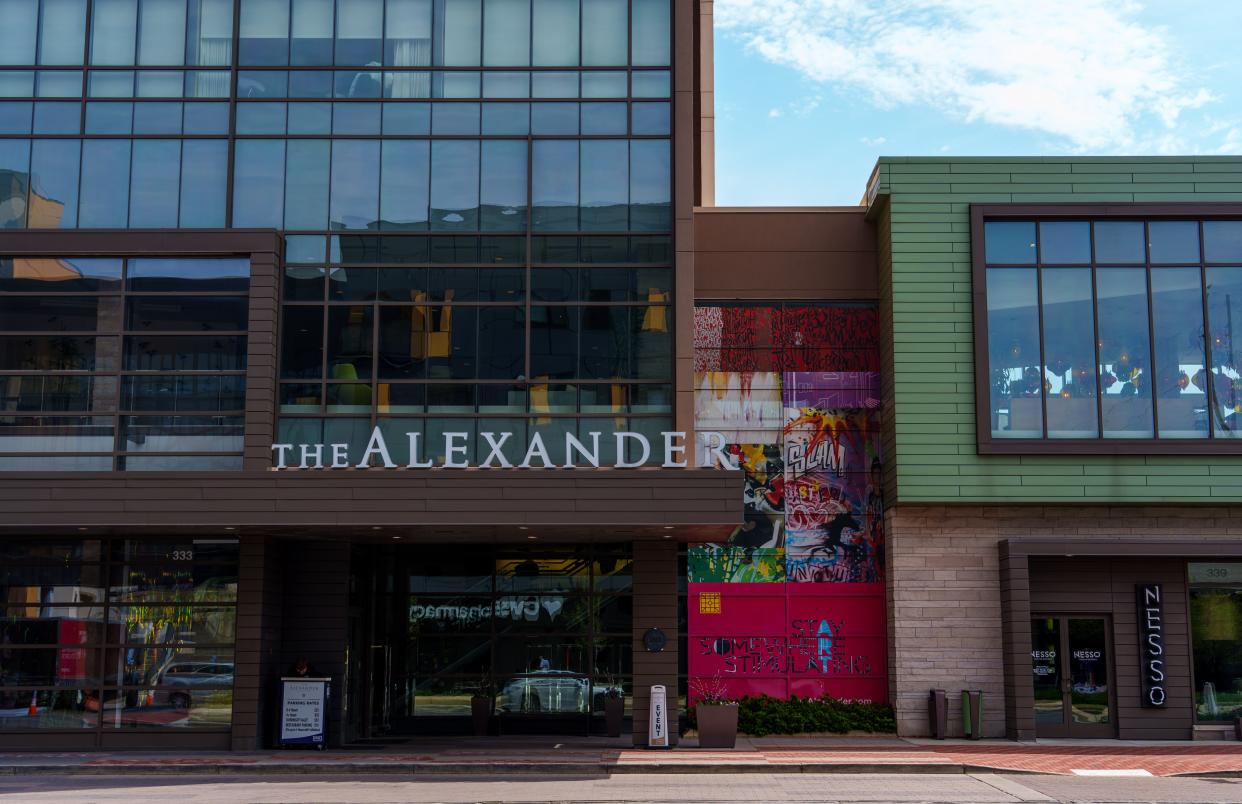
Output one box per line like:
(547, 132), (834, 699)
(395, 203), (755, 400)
(1136, 583), (1166, 708)
(270, 427), (741, 471)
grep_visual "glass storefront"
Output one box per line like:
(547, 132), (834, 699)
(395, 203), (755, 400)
(356, 543), (631, 733)
(1190, 562), (1242, 722)
(0, 538), (237, 739)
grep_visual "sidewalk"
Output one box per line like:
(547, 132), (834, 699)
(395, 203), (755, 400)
(2, 736), (1242, 778)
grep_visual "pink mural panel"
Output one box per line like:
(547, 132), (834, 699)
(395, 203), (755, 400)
(688, 582), (888, 705)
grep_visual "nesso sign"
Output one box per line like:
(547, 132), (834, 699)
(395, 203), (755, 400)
(1137, 583), (1166, 708)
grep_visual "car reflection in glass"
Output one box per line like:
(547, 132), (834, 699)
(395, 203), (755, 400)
(497, 672), (613, 714)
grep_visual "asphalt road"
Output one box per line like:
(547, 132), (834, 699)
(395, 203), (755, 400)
(2, 772), (1242, 803)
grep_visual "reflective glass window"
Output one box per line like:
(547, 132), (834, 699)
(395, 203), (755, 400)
(129, 139), (180, 227)
(480, 140), (526, 231)
(1149, 220), (1200, 263)
(91, 0), (138, 64)
(581, 0), (625, 66)
(29, 139), (80, 228)
(532, 139), (576, 231)
(1094, 221), (1144, 264)
(1041, 268), (1097, 438)
(483, 0), (529, 66)
(629, 139), (669, 231)
(78, 139), (130, 228)
(291, 0), (333, 64)
(431, 102), (480, 134)
(385, 0), (432, 66)
(232, 139), (285, 227)
(239, 0), (290, 64)
(287, 100), (332, 132)
(289, 69), (332, 96)
(280, 305), (324, 378)
(36, 70), (82, 97)
(332, 100), (380, 133)
(39, 0), (87, 65)
(0, 102), (32, 134)
(580, 140), (627, 230)
(0, 140), (29, 230)
(986, 267), (1042, 438)
(631, 0), (669, 66)
(481, 102), (528, 134)
(187, 0), (234, 66)
(0, 0), (39, 65)
(380, 139), (430, 230)
(631, 101), (669, 134)
(1204, 221), (1242, 263)
(482, 71), (529, 98)
(132, 101), (182, 133)
(429, 139), (479, 230)
(236, 101), (287, 133)
(31, 101), (78, 134)
(139, 0), (188, 65)
(581, 101), (625, 134)
(238, 69), (288, 97)
(434, 0), (481, 66)
(1151, 267), (1208, 438)
(336, 0), (383, 65)
(179, 140), (228, 227)
(532, 0), (577, 66)
(329, 139), (380, 230)
(0, 72), (35, 97)
(85, 101), (132, 133)
(531, 71), (576, 98)
(1208, 267), (1242, 438)
(630, 70), (668, 97)
(382, 101), (429, 133)
(285, 139), (330, 229)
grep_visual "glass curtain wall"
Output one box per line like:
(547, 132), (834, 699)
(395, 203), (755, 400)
(0, 256), (249, 470)
(0, 538), (238, 739)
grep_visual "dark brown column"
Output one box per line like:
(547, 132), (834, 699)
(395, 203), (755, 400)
(280, 540), (351, 747)
(998, 542), (1034, 740)
(243, 244), (282, 471)
(231, 536), (267, 750)
(631, 540), (679, 746)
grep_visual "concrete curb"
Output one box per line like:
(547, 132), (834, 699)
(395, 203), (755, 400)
(0, 761), (1012, 776)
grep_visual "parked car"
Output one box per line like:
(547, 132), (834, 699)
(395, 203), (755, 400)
(153, 661), (234, 710)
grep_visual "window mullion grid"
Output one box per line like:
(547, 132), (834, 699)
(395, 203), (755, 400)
(1034, 234), (1048, 440)
(1088, 226), (1103, 439)
(1199, 221), (1216, 438)
(1144, 222), (1161, 439)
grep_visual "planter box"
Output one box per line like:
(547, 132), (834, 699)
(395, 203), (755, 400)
(470, 696), (491, 736)
(695, 703), (738, 748)
(605, 696), (624, 738)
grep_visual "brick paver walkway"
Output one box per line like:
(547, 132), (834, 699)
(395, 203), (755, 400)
(2, 738), (1241, 777)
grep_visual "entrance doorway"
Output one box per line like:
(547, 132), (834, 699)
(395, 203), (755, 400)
(1030, 616), (1115, 738)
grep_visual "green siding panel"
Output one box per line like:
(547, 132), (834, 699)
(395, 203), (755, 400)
(874, 155), (1242, 505)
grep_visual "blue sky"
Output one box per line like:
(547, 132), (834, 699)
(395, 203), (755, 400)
(714, 0), (1242, 206)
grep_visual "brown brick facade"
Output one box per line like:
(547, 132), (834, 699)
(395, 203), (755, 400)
(886, 504), (1242, 739)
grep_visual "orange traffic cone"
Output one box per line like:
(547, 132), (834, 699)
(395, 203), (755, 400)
(146, 691), (154, 707)
(27, 692), (37, 717)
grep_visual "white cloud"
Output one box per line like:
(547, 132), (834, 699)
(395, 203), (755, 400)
(716, 0), (1214, 150)
(860, 136), (887, 146)
(768, 107), (783, 118)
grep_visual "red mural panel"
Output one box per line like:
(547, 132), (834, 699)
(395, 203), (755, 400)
(688, 583), (888, 705)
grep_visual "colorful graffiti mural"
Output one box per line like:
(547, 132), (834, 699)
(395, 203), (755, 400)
(689, 304), (887, 704)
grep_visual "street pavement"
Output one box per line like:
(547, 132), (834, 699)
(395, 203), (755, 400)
(3, 771), (1242, 803)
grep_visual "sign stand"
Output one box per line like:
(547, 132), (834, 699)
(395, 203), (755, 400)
(279, 677), (330, 749)
(647, 684), (670, 749)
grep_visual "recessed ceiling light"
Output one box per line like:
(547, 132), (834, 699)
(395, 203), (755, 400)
(518, 526), (528, 531)
(224, 527), (236, 531)
(392, 536), (402, 541)
(526, 535), (537, 540)
(77, 527), (88, 532)
(371, 526), (383, 531)
(663, 526), (674, 530)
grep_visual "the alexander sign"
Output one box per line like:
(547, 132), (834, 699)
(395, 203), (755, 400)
(1137, 583), (1167, 708)
(271, 428), (740, 470)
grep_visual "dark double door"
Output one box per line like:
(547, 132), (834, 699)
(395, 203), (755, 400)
(1030, 616), (1115, 738)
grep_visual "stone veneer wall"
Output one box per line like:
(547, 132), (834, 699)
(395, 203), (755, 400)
(885, 504), (1242, 739)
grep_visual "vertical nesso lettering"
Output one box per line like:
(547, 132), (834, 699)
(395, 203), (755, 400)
(1137, 583), (1167, 708)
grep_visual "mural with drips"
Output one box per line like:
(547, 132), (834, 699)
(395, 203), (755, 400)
(688, 304), (887, 704)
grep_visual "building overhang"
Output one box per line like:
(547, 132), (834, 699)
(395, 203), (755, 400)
(0, 469), (745, 542)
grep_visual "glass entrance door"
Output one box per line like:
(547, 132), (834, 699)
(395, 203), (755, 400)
(1030, 616), (1114, 738)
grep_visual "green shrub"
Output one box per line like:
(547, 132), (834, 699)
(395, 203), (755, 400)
(690, 694), (896, 736)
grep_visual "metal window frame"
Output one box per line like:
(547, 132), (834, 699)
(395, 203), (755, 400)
(971, 203), (1242, 456)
